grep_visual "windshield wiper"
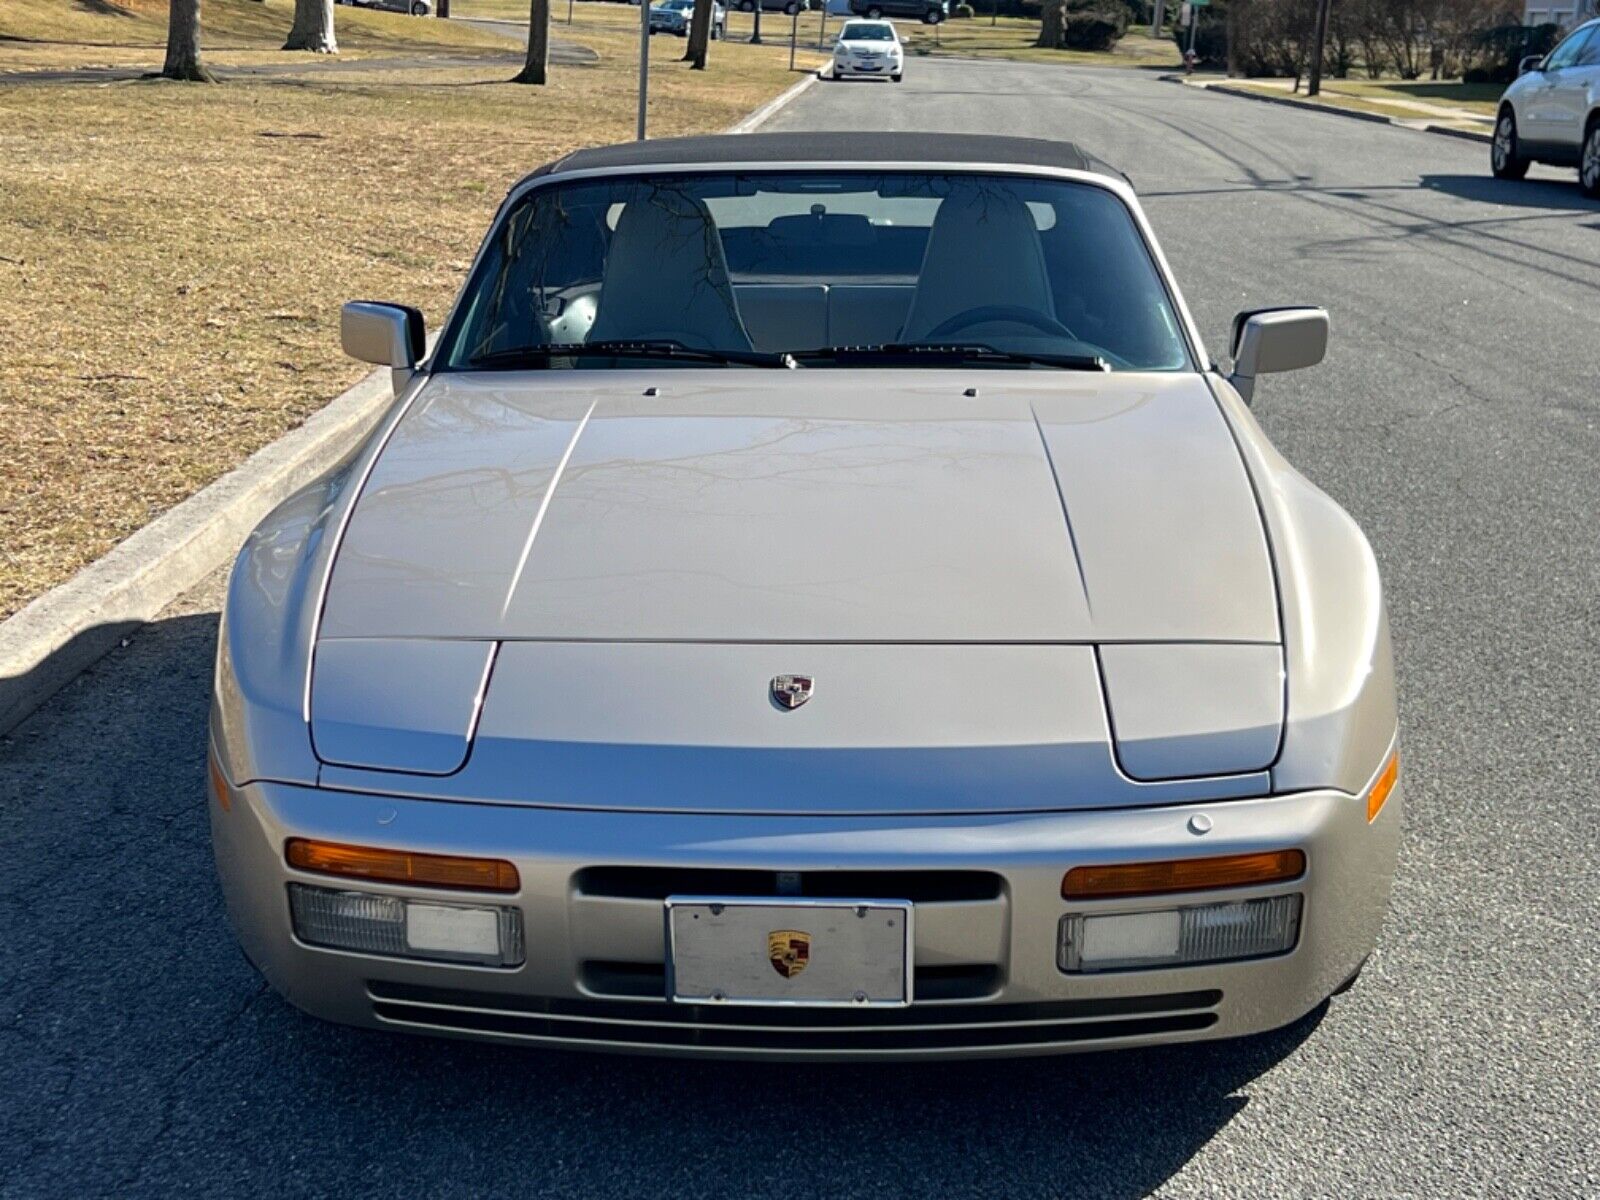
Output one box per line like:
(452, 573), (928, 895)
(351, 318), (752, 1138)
(792, 343), (1111, 371)
(465, 340), (794, 370)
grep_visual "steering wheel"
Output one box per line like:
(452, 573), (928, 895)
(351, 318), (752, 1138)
(922, 304), (1077, 342)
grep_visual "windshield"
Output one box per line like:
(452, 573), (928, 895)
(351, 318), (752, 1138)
(841, 23), (895, 39)
(440, 170), (1192, 371)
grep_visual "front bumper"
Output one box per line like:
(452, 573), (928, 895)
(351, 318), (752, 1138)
(835, 58), (899, 76)
(211, 767), (1400, 1060)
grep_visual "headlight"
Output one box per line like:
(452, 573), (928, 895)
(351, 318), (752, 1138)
(290, 884), (525, 967)
(1058, 894), (1301, 973)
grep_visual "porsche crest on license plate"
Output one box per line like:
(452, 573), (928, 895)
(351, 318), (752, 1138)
(767, 929), (811, 978)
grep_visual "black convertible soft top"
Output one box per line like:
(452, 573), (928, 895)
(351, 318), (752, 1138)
(527, 131), (1128, 186)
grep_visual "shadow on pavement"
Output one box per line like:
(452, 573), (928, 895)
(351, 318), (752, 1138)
(1419, 172), (1600, 212)
(0, 608), (1323, 1198)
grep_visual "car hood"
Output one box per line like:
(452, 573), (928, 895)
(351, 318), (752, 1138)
(320, 369), (1278, 645)
(311, 369), (1285, 808)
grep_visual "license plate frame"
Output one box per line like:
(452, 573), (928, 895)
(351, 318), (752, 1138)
(665, 896), (913, 1008)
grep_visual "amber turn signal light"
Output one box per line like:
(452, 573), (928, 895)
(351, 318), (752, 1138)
(1367, 752), (1399, 823)
(208, 753), (231, 813)
(1062, 849), (1306, 900)
(285, 839), (520, 893)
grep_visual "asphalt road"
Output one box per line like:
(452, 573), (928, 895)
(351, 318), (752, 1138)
(4, 59), (1599, 1199)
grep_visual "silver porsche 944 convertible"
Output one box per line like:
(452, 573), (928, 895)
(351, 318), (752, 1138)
(209, 132), (1401, 1060)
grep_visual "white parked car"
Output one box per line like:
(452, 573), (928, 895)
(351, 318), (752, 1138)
(1492, 16), (1600, 197)
(831, 18), (903, 82)
(337, 0), (433, 16)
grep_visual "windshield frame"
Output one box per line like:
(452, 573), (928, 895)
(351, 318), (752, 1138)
(429, 161), (1208, 375)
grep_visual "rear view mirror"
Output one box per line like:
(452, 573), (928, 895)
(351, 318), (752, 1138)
(1519, 54), (1545, 75)
(1228, 307), (1329, 404)
(342, 301), (425, 395)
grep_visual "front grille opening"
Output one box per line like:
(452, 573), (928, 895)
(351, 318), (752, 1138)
(582, 960), (665, 998)
(915, 964), (1003, 1001)
(369, 980), (1222, 1052)
(579, 961), (1002, 1002)
(575, 866), (1004, 904)
(371, 989), (1220, 1052)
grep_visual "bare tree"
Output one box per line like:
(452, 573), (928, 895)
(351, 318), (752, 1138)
(1343, 0), (1390, 75)
(162, 0), (214, 81)
(685, 0), (714, 69)
(1375, 0), (1428, 78)
(1227, 0), (1247, 76)
(1307, 0), (1329, 93)
(284, 0), (339, 53)
(1325, 1), (1358, 78)
(1036, 0), (1067, 49)
(513, 0), (551, 83)
(1227, 0), (1517, 81)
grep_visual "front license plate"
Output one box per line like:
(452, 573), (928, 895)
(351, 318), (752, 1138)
(666, 897), (912, 1007)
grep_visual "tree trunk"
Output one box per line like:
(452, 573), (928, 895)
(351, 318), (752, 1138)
(162, 0), (214, 81)
(1306, 0), (1329, 95)
(685, 0), (713, 68)
(1226, 0), (1244, 77)
(1035, 0), (1065, 49)
(513, 0), (551, 83)
(284, 0), (338, 53)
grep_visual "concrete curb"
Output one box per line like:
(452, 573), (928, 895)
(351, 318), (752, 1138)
(1422, 122), (1493, 145)
(0, 367), (395, 735)
(0, 71), (827, 738)
(726, 68), (819, 133)
(1166, 75), (1493, 145)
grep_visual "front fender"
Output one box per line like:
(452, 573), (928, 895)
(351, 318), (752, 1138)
(1208, 377), (1399, 797)
(211, 464), (355, 787)
(211, 378), (428, 785)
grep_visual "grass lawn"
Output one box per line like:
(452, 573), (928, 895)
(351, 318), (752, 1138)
(1218, 76), (1502, 123)
(0, 0), (512, 71)
(1329, 79), (1502, 118)
(898, 21), (1177, 67)
(460, 1), (1180, 69)
(0, 0), (820, 619)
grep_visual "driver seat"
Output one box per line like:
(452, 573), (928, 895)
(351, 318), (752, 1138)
(587, 187), (753, 352)
(899, 183), (1057, 343)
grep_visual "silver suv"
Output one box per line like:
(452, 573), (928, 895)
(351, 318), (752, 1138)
(1492, 17), (1600, 197)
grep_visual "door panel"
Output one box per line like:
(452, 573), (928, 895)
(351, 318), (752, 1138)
(1531, 25), (1598, 146)
(1554, 27), (1600, 147)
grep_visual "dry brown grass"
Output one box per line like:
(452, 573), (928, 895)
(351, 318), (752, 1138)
(0, 7), (820, 619)
(462, 2), (1180, 70)
(0, 0), (511, 56)
(1221, 79), (1496, 126)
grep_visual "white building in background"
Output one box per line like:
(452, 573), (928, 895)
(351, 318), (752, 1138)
(1525, 1), (1598, 27)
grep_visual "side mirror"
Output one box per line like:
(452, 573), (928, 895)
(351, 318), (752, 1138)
(1228, 306), (1329, 404)
(342, 301), (425, 395)
(1519, 54), (1545, 75)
